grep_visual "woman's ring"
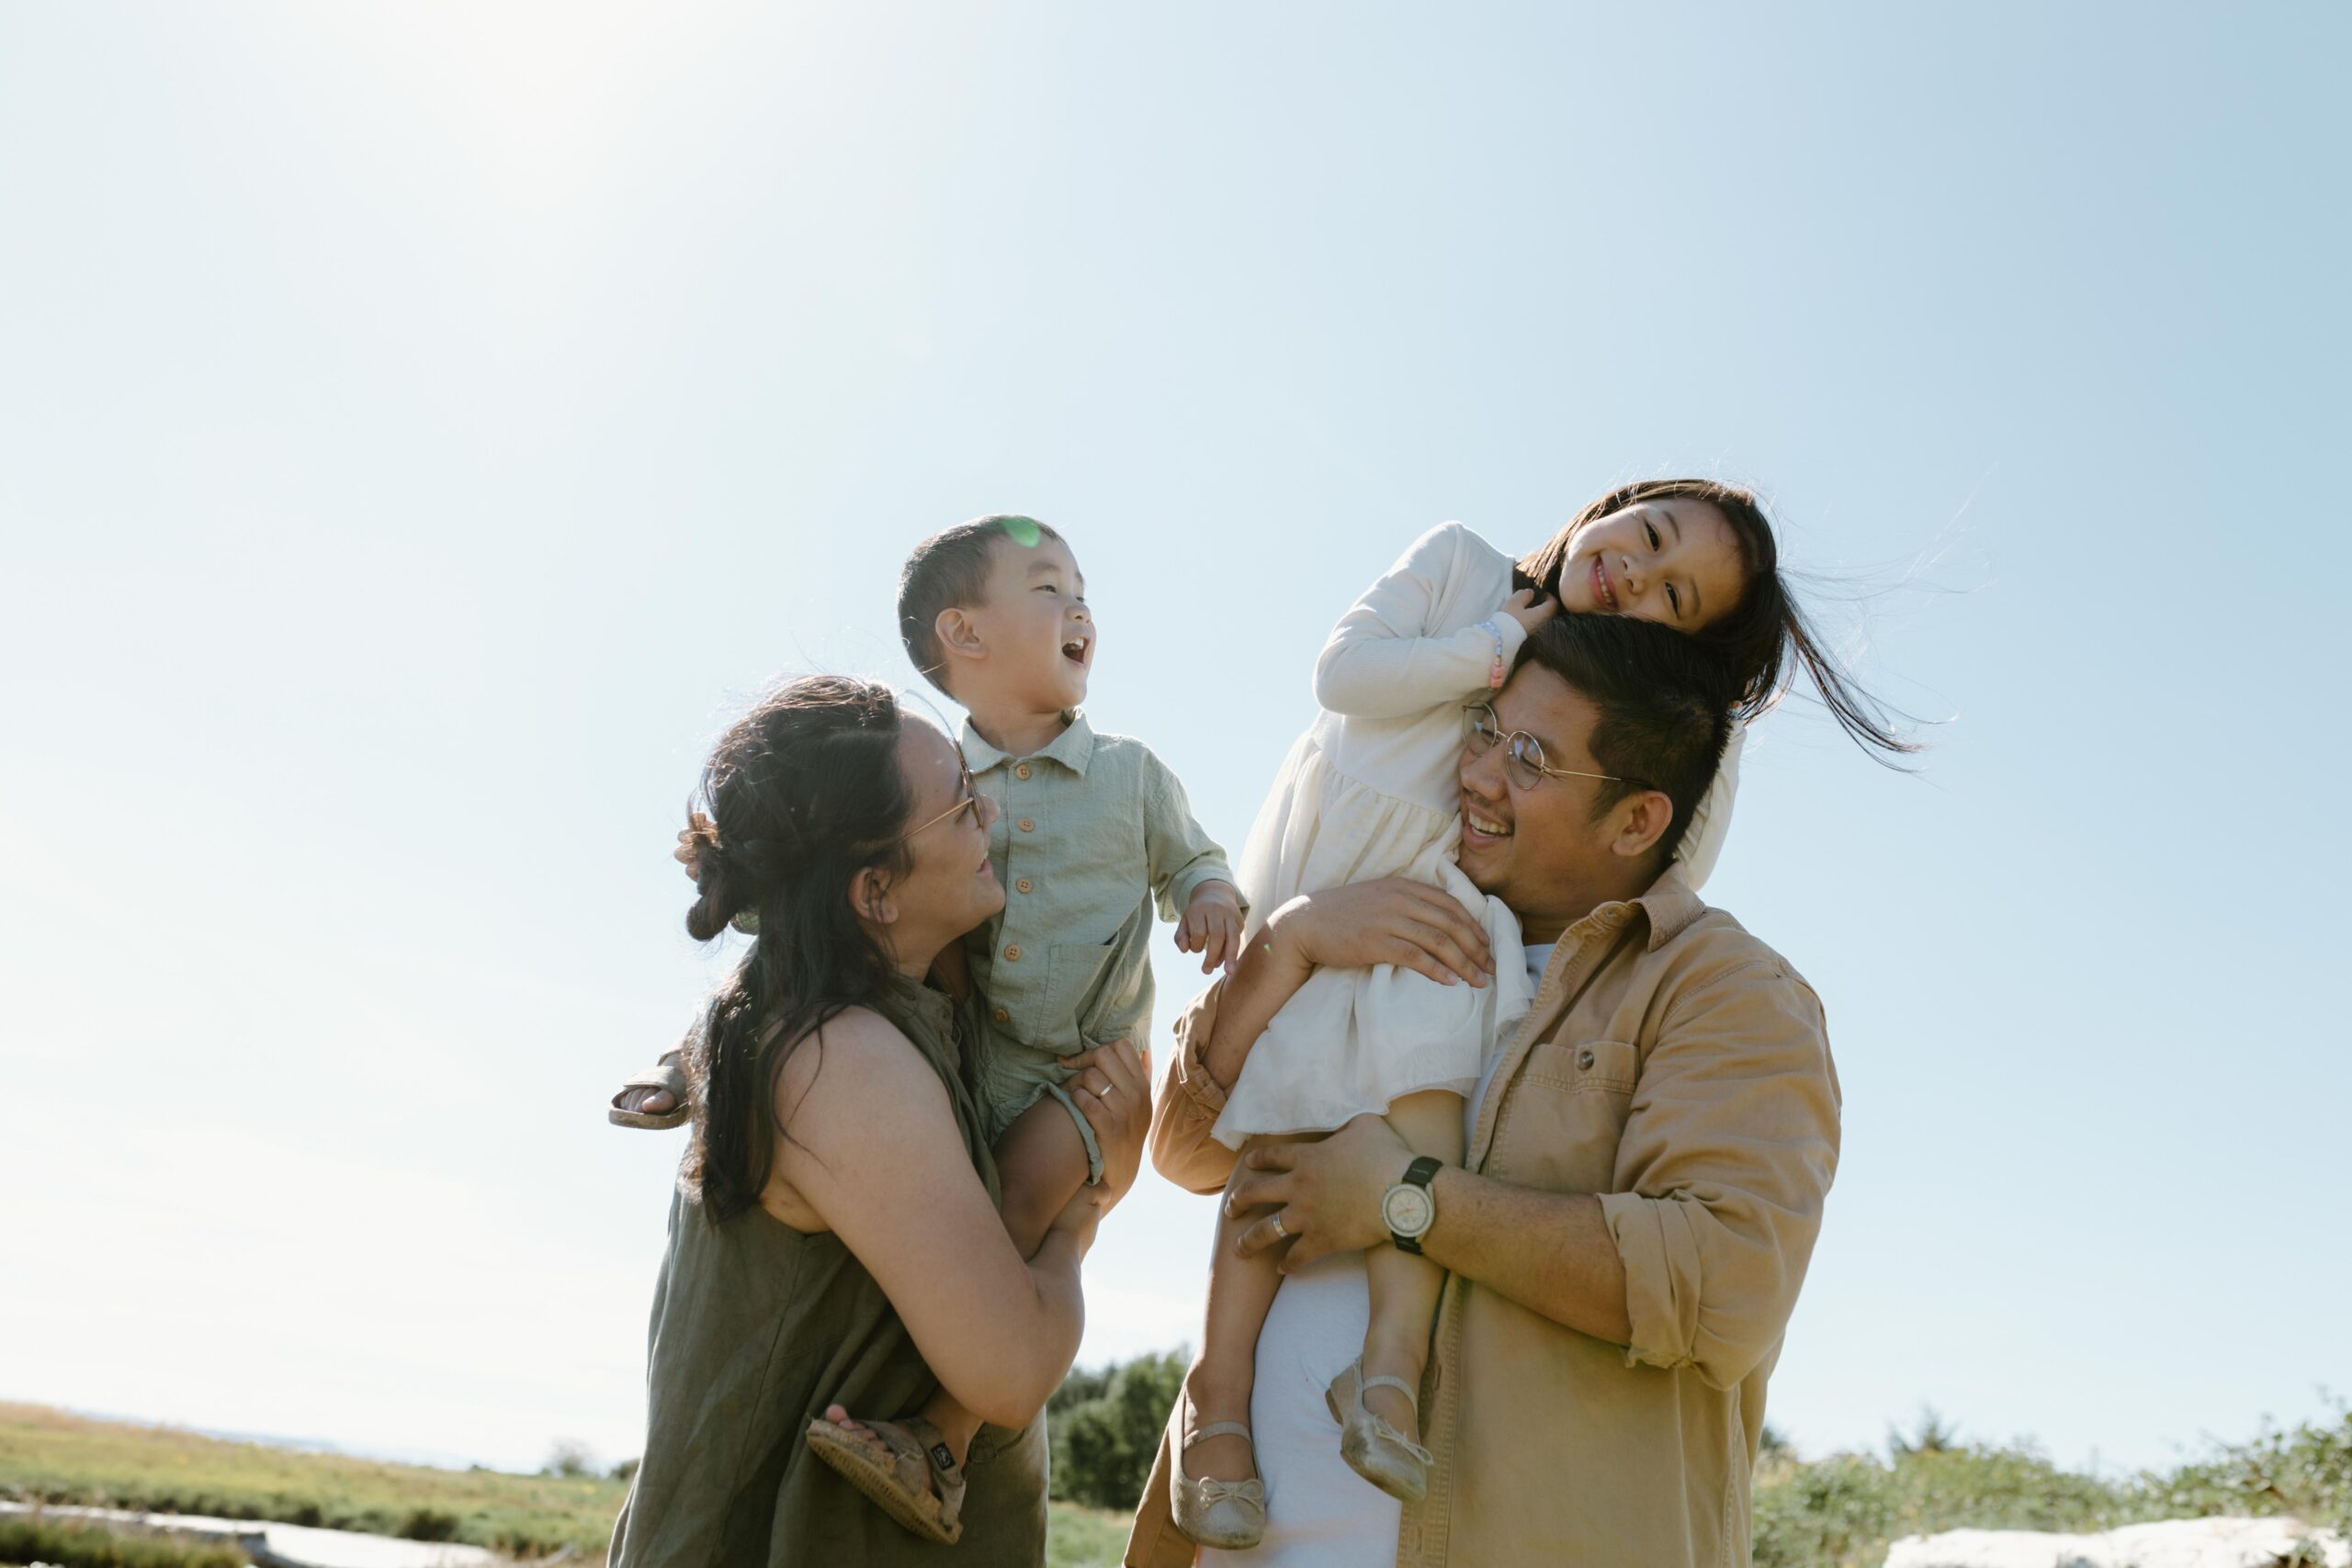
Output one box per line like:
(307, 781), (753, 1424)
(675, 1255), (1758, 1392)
(1269, 1212), (1289, 1241)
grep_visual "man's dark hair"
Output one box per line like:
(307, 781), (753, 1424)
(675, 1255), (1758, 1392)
(897, 515), (1064, 696)
(1515, 614), (1739, 866)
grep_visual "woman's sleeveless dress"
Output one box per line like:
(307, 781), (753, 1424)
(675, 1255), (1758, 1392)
(610, 974), (1048, 1567)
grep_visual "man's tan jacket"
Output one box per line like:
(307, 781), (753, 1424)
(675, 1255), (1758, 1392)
(1124, 869), (1841, 1568)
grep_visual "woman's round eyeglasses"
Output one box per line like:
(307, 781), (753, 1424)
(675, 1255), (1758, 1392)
(1462, 702), (1643, 791)
(900, 758), (985, 843)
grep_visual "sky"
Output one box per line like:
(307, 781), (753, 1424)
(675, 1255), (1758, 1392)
(4, 2), (2347, 1480)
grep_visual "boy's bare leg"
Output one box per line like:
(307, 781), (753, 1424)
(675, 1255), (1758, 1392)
(1181, 1132), (1305, 1485)
(900, 1096), (1093, 1464)
(1358, 1090), (1464, 1443)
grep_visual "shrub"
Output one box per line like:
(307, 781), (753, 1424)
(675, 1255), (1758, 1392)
(1049, 1350), (1186, 1511)
(398, 1506), (459, 1541)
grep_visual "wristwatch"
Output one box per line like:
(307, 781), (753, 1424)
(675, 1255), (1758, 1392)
(1382, 1156), (1443, 1255)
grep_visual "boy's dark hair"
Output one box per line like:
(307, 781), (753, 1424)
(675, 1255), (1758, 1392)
(1515, 614), (1739, 866)
(897, 515), (1064, 696)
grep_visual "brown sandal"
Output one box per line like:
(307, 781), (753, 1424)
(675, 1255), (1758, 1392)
(607, 1055), (689, 1130)
(807, 1413), (967, 1545)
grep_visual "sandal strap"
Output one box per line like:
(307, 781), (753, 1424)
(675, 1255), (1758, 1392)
(1362, 1374), (1420, 1410)
(1184, 1419), (1254, 1446)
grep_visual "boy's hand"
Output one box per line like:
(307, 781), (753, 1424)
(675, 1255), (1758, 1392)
(1176, 881), (1246, 976)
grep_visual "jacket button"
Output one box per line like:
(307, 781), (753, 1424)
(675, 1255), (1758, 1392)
(1004, 944), (1023, 962)
(1015, 878), (1034, 894)
(1015, 763), (1033, 780)
(1018, 818), (1035, 832)
(1577, 1049), (1596, 1070)
(992, 1007), (1011, 1025)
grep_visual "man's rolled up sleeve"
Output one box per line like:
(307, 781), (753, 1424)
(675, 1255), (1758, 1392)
(1597, 963), (1841, 1390)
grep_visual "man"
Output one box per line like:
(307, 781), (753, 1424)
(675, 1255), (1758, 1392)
(1125, 612), (1842, 1567)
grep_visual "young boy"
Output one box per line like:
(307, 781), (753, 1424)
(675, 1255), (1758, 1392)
(620, 514), (1244, 1543)
(891, 515), (1243, 1235)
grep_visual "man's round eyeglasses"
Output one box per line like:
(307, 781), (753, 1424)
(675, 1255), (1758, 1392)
(1462, 702), (1642, 791)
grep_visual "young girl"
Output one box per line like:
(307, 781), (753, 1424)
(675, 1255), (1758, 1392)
(1169, 479), (1912, 1550)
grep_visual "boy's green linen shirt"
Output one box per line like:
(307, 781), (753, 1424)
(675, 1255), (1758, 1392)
(958, 715), (1236, 1090)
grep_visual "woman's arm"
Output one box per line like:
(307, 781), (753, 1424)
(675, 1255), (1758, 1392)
(770, 1010), (1144, 1428)
(1313, 524), (1545, 718)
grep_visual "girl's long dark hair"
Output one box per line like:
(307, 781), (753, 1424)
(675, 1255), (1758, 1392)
(1518, 479), (1917, 764)
(677, 675), (916, 1217)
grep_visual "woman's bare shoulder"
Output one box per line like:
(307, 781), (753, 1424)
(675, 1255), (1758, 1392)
(771, 1003), (952, 1133)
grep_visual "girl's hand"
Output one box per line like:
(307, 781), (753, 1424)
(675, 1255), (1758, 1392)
(1057, 1036), (1151, 1211)
(1501, 587), (1557, 637)
(1262, 880), (1494, 988)
(1175, 881), (1246, 976)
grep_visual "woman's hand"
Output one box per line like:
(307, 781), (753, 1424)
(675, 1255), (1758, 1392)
(1057, 1036), (1151, 1213)
(1500, 587), (1557, 637)
(1262, 880), (1494, 988)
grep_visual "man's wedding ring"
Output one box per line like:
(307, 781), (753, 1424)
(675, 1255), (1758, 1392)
(1269, 1213), (1289, 1241)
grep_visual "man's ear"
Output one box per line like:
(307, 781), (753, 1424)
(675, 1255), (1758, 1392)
(933, 605), (987, 667)
(1609, 788), (1677, 863)
(848, 864), (897, 929)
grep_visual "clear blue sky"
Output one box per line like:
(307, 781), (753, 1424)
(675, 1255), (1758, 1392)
(5, 4), (2346, 1476)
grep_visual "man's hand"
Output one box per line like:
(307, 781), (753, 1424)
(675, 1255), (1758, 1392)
(1262, 879), (1494, 988)
(1058, 1036), (1152, 1211)
(1226, 1113), (1417, 1270)
(1175, 880), (1246, 976)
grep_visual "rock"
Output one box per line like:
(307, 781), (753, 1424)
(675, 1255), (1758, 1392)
(1885, 1517), (2352, 1568)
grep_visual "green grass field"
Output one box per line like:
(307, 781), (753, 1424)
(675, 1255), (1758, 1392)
(7, 1397), (2346, 1566)
(0, 1404), (1133, 1565)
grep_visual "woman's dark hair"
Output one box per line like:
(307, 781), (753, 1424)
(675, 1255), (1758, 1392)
(676, 674), (917, 1217)
(1518, 479), (1917, 764)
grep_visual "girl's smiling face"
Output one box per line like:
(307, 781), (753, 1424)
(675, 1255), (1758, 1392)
(1549, 498), (1747, 632)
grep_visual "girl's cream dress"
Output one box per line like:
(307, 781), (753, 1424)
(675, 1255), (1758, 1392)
(1212, 522), (1739, 1145)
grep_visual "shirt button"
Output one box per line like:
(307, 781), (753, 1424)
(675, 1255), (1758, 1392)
(992, 1007), (1011, 1025)
(1015, 878), (1034, 894)
(1004, 944), (1023, 962)
(1577, 1049), (1596, 1070)
(1015, 763), (1033, 781)
(1018, 818), (1035, 833)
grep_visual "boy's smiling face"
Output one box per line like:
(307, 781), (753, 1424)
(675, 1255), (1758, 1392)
(950, 533), (1094, 715)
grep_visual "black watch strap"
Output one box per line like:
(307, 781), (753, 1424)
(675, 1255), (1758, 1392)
(1393, 1156), (1443, 1255)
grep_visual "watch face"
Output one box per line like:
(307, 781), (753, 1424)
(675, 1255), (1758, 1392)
(1383, 1182), (1434, 1237)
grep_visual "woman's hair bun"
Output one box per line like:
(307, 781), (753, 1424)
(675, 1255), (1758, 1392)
(684, 813), (740, 942)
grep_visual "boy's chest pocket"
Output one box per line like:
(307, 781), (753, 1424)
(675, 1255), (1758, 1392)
(1486, 1039), (1639, 1192)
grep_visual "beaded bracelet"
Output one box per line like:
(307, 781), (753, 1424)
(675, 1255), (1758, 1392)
(1477, 618), (1508, 689)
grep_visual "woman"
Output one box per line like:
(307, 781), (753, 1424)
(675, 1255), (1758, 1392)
(609, 674), (1149, 1566)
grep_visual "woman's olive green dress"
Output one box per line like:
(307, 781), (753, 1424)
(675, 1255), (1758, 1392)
(610, 976), (1048, 1566)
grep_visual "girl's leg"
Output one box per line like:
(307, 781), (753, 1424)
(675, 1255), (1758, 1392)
(1358, 1089), (1465, 1445)
(1180, 1133), (1303, 1484)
